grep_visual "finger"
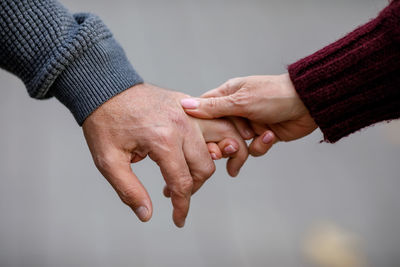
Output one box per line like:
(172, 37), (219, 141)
(183, 131), (216, 196)
(217, 138), (248, 177)
(163, 142), (220, 198)
(207, 142), (222, 160)
(163, 185), (171, 198)
(250, 121), (268, 136)
(162, 140), (230, 198)
(218, 138), (239, 158)
(228, 116), (255, 140)
(224, 137), (248, 177)
(180, 96), (245, 119)
(249, 130), (278, 157)
(201, 77), (244, 98)
(95, 151), (153, 222)
(198, 118), (249, 177)
(150, 144), (194, 228)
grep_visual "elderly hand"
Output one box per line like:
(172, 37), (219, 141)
(82, 83), (248, 227)
(181, 74), (318, 156)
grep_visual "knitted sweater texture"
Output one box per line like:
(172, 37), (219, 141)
(0, 0), (143, 125)
(288, 0), (400, 143)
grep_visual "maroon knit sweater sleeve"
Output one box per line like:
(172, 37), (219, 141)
(288, 0), (400, 143)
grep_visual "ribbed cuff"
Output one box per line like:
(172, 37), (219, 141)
(288, 1), (400, 142)
(52, 37), (143, 125)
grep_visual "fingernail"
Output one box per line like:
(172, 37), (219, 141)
(177, 220), (186, 228)
(224, 145), (237, 154)
(244, 129), (253, 139)
(134, 206), (148, 221)
(262, 132), (274, 144)
(211, 153), (218, 160)
(232, 169), (239, 177)
(181, 98), (199, 109)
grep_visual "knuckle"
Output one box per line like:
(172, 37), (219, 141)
(229, 90), (248, 107)
(193, 161), (216, 181)
(171, 178), (193, 197)
(220, 80), (234, 95)
(180, 178), (193, 193)
(204, 162), (216, 177)
(223, 80), (234, 92)
(207, 97), (219, 109)
(94, 153), (117, 173)
(226, 78), (239, 88)
(152, 126), (176, 147)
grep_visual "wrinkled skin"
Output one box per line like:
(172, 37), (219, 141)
(83, 83), (248, 227)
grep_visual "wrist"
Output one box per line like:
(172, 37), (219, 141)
(280, 73), (311, 120)
(52, 37), (143, 126)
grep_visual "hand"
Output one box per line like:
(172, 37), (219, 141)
(181, 74), (318, 156)
(82, 83), (248, 227)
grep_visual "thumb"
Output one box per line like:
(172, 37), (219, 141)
(180, 96), (242, 119)
(95, 152), (153, 222)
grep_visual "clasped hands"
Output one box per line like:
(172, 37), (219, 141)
(82, 73), (318, 228)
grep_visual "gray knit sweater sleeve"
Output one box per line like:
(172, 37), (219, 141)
(0, 0), (143, 125)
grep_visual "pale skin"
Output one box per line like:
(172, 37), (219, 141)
(181, 73), (318, 155)
(82, 83), (248, 228)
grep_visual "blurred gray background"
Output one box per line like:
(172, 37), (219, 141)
(1, 0), (399, 266)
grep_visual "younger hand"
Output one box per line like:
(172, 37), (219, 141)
(181, 74), (318, 156)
